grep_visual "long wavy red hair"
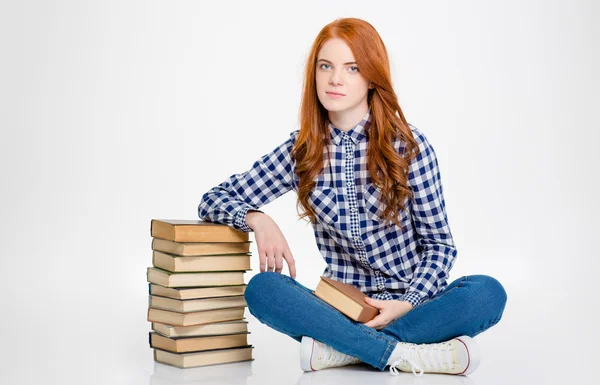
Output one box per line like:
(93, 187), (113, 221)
(291, 18), (419, 229)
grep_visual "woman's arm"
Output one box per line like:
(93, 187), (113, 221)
(398, 126), (458, 307)
(197, 130), (299, 232)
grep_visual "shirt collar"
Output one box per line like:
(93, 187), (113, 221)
(328, 108), (372, 146)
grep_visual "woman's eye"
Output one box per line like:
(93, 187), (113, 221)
(318, 63), (359, 72)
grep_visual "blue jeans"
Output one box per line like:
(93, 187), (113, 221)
(244, 272), (507, 371)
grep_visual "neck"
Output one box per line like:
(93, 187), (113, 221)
(328, 103), (369, 132)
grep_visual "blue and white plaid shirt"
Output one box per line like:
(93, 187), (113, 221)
(198, 109), (457, 308)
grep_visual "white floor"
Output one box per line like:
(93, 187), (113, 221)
(1, 278), (596, 385)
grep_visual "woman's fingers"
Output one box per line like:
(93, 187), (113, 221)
(259, 249), (266, 272)
(365, 315), (388, 330)
(258, 247), (296, 278)
(267, 252), (276, 272)
(259, 250), (275, 272)
(283, 249), (297, 279)
(274, 252), (284, 273)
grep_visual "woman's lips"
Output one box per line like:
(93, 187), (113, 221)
(326, 92), (345, 99)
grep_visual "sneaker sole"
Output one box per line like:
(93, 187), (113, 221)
(300, 336), (316, 372)
(455, 336), (481, 375)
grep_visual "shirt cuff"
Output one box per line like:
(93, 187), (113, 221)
(233, 206), (263, 233)
(398, 291), (425, 308)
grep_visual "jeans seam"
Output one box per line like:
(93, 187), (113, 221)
(248, 307), (299, 337)
(469, 315), (502, 337)
(377, 340), (396, 370)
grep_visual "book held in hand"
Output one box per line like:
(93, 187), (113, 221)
(313, 276), (378, 323)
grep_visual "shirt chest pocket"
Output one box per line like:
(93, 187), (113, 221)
(309, 187), (339, 224)
(363, 183), (410, 225)
(362, 183), (385, 222)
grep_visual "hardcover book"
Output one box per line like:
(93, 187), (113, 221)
(149, 283), (247, 300)
(147, 267), (246, 287)
(149, 331), (249, 353)
(313, 276), (378, 323)
(151, 219), (249, 243)
(153, 345), (254, 368)
(148, 307), (246, 327)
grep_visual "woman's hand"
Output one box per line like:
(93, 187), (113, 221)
(363, 297), (414, 330)
(246, 211), (297, 279)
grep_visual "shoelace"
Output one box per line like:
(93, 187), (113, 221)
(389, 342), (454, 377)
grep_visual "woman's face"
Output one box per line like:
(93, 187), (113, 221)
(315, 38), (370, 114)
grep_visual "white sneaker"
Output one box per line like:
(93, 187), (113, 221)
(388, 336), (480, 377)
(300, 336), (362, 371)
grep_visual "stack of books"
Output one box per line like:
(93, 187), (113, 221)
(147, 219), (254, 368)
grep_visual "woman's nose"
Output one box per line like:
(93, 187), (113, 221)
(329, 71), (343, 86)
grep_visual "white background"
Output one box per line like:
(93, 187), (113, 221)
(1, 1), (598, 384)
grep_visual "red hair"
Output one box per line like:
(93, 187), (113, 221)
(291, 17), (419, 229)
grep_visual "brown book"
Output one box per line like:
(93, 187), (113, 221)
(147, 267), (246, 287)
(313, 276), (378, 323)
(152, 250), (251, 272)
(149, 331), (249, 353)
(152, 238), (251, 256)
(153, 346), (254, 368)
(152, 320), (248, 338)
(148, 307), (246, 326)
(151, 219), (249, 243)
(149, 295), (247, 313)
(149, 283), (247, 300)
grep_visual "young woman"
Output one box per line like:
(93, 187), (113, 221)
(198, 17), (507, 377)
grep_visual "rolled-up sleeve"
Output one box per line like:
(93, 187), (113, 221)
(398, 127), (458, 307)
(198, 130), (299, 232)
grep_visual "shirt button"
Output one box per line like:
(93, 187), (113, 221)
(350, 207), (357, 213)
(346, 181), (353, 187)
(354, 236), (360, 241)
(346, 154), (352, 159)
